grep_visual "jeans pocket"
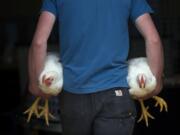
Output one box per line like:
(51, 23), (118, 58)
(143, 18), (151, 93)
(104, 88), (137, 119)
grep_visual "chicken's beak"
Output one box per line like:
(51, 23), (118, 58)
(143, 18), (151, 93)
(138, 76), (146, 88)
(42, 75), (52, 87)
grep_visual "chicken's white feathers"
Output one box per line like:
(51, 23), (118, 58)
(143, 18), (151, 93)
(39, 53), (63, 95)
(127, 57), (157, 97)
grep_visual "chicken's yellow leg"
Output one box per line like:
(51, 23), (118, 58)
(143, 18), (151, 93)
(23, 97), (41, 122)
(38, 99), (55, 126)
(137, 99), (155, 127)
(152, 96), (168, 112)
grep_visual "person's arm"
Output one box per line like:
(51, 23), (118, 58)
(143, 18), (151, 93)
(135, 13), (164, 100)
(28, 11), (56, 98)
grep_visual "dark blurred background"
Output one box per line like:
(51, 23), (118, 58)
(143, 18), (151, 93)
(0, 0), (180, 135)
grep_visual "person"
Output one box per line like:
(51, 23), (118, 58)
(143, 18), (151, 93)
(28, 0), (164, 135)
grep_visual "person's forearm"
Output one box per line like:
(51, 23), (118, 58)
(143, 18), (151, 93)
(135, 13), (164, 79)
(27, 11), (56, 97)
(28, 12), (56, 85)
(28, 41), (47, 85)
(145, 37), (164, 79)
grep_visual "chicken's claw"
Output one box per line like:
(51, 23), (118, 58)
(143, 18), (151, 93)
(23, 97), (41, 122)
(38, 99), (56, 126)
(153, 96), (168, 112)
(24, 97), (55, 126)
(137, 99), (155, 127)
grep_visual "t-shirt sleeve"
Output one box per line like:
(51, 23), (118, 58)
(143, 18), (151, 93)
(130, 0), (153, 22)
(41, 0), (58, 17)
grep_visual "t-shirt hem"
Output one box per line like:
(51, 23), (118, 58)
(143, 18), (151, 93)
(40, 9), (57, 17)
(132, 10), (154, 23)
(63, 83), (130, 94)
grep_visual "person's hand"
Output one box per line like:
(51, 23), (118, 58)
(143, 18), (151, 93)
(29, 82), (51, 99)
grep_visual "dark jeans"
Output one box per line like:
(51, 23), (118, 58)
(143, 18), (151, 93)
(59, 87), (137, 135)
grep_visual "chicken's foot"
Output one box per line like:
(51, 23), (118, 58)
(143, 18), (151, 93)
(23, 97), (41, 122)
(38, 99), (56, 126)
(152, 96), (168, 112)
(137, 99), (155, 127)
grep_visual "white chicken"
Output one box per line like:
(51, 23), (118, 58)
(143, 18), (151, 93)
(127, 57), (168, 127)
(24, 52), (63, 125)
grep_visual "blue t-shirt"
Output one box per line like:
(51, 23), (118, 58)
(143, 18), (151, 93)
(41, 0), (153, 94)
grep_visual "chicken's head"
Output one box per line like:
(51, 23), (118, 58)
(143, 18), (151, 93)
(137, 74), (146, 89)
(39, 71), (61, 95)
(42, 71), (57, 87)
